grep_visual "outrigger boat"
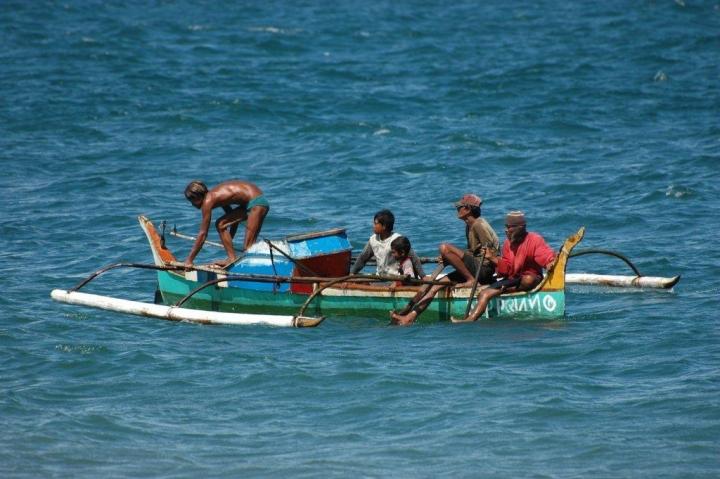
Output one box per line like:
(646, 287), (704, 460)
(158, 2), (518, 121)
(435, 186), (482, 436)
(50, 216), (679, 328)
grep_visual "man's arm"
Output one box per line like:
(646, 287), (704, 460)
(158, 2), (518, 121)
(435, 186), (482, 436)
(185, 204), (213, 266)
(533, 235), (556, 269)
(490, 242), (513, 278)
(350, 242), (374, 274)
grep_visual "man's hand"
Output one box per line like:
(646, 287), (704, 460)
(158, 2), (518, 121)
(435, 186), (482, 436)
(545, 257), (556, 271)
(481, 246), (497, 262)
(183, 260), (193, 271)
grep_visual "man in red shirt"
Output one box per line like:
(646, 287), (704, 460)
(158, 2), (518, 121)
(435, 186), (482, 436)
(454, 211), (555, 323)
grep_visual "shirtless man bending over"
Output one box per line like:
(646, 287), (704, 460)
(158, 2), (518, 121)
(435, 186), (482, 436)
(183, 179), (269, 268)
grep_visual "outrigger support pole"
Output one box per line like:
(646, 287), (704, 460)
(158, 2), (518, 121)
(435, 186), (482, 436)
(69, 263), (183, 292)
(569, 248), (643, 277)
(295, 275), (359, 319)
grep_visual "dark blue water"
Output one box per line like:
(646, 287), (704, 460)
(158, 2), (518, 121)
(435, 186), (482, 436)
(2, 1), (719, 477)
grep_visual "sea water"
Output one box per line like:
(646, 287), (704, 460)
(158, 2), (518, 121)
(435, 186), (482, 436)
(1, 1), (719, 477)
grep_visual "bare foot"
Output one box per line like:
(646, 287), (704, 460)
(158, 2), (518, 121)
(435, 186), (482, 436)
(454, 280), (476, 289)
(450, 316), (474, 323)
(393, 304), (413, 316)
(213, 257), (235, 268)
(390, 311), (416, 326)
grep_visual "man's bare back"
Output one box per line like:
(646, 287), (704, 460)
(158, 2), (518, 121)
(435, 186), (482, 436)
(201, 181), (263, 209)
(184, 180), (269, 268)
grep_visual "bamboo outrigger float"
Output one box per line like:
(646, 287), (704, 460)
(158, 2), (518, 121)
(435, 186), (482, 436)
(50, 216), (679, 327)
(50, 289), (323, 327)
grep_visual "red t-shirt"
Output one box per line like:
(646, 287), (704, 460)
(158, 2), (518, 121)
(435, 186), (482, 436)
(496, 232), (555, 279)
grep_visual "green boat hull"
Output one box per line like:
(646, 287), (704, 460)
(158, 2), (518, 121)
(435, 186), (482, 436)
(156, 271), (565, 323)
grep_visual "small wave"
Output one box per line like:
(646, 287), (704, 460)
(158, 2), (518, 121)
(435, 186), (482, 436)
(248, 26), (301, 35)
(373, 128), (390, 136)
(665, 185), (692, 198)
(55, 344), (105, 354)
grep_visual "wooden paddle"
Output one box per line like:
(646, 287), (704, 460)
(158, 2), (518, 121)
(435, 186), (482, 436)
(463, 248), (487, 318)
(394, 261), (445, 316)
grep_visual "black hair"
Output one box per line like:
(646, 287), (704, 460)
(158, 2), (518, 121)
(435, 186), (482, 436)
(468, 206), (481, 218)
(185, 180), (208, 200)
(374, 209), (395, 231)
(390, 236), (411, 256)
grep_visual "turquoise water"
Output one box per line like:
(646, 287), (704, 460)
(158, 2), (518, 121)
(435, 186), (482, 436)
(2, 1), (719, 477)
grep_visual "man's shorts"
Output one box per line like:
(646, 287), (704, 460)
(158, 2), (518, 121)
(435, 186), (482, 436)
(488, 274), (542, 292)
(488, 277), (522, 291)
(247, 195), (270, 211)
(447, 251), (495, 284)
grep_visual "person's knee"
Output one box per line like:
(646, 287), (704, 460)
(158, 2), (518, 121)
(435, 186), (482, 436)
(215, 217), (228, 230)
(481, 287), (501, 299)
(519, 275), (540, 290)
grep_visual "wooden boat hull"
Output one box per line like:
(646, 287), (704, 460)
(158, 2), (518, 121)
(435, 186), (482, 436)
(155, 270), (566, 322)
(139, 216), (584, 324)
(47, 217), (584, 326)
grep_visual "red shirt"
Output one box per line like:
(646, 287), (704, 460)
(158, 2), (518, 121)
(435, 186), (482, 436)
(496, 232), (556, 279)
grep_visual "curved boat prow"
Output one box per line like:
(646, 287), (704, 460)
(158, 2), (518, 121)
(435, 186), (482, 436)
(536, 227), (586, 292)
(138, 215), (177, 266)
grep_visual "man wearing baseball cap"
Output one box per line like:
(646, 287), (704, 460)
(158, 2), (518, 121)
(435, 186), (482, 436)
(454, 210), (556, 323)
(444, 194), (499, 287)
(391, 193), (499, 326)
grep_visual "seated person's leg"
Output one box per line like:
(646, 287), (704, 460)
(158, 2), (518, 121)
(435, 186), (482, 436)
(439, 243), (475, 286)
(517, 274), (542, 291)
(391, 279), (450, 325)
(473, 287), (503, 320)
(488, 277), (522, 293)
